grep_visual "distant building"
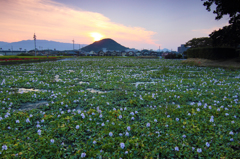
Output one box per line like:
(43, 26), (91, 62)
(150, 51), (157, 56)
(121, 51), (126, 56)
(0, 50), (23, 56)
(178, 44), (190, 54)
(98, 50), (105, 56)
(141, 50), (150, 56)
(136, 51), (142, 56)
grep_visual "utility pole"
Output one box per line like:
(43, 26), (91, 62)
(33, 33), (37, 56)
(72, 39), (74, 50)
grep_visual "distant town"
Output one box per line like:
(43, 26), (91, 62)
(0, 39), (190, 58)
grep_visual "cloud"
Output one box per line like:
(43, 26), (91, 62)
(0, 0), (158, 49)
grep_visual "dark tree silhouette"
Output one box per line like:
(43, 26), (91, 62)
(209, 22), (240, 48)
(184, 37), (212, 48)
(202, 0), (240, 24)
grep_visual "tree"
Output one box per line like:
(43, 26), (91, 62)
(209, 22), (240, 48)
(184, 37), (212, 48)
(202, 0), (240, 24)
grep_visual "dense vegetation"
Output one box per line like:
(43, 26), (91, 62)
(0, 58), (239, 158)
(185, 47), (238, 60)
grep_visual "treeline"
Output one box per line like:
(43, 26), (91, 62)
(183, 0), (240, 60)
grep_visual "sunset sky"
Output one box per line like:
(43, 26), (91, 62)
(0, 0), (229, 50)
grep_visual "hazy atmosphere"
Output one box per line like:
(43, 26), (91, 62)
(0, 0), (229, 50)
(0, 0), (240, 158)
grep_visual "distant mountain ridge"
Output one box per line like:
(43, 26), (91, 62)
(81, 38), (128, 52)
(0, 40), (88, 51)
(155, 48), (171, 52)
(0, 42), (9, 47)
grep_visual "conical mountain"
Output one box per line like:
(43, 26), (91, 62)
(81, 38), (128, 52)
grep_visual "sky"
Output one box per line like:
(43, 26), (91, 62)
(0, 0), (230, 51)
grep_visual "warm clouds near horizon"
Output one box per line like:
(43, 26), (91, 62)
(0, 0), (159, 49)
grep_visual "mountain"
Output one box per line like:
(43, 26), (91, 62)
(0, 40), (88, 51)
(0, 42), (9, 48)
(156, 48), (171, 52)
(81, 38), (128, 52)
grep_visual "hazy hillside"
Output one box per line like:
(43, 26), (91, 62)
(0, 40), (88, 51)
(155, 48), (171, 52)
(81, 38), (128, 52)
(0, 42), (9, 48)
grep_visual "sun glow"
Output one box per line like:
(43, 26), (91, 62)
(90, 32), (104, 41)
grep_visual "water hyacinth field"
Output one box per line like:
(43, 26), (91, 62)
(0, 58), (240, 158)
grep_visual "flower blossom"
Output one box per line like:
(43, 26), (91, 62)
(2, 145), (7, 150)
(26, 118), (30, 123)
(50, 139), (54, 143)
(175, 146), (179, 151)
(109, 132), (113, 137)
(206, 142), (210, 147)
(81, 152), (86, 158)
(37, 129), (41, 135)
(120, 143), (125, 149)
(146, 123), (150, 127)
(210, 116), (214, 122)
(197, 148), (202, 153)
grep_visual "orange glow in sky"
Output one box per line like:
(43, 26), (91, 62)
(90, 32), (104, 41)
(0, 0), (158, 49)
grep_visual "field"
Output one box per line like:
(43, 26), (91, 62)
(0, 58), (239, 158)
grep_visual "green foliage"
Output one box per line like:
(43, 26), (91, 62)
(185, 47), (238, 60)
(165, 53), (182, 59)
(18, 53), (33, 56)
(0, 58), (240, 158)
(184, 37), (212, 48)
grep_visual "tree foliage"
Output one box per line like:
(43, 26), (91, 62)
(184, 37), (212, 48)
(202, 0), (240, 24)
(209, 22), (240, 48)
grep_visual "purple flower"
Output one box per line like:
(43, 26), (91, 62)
(109, 132), (113, 137)
(206, 142), (210, 147)
(81, 152), (86, 158)
(175, 146), (179, 151)
(146, 123), (150, 127)
(120, 143), (125, 149)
